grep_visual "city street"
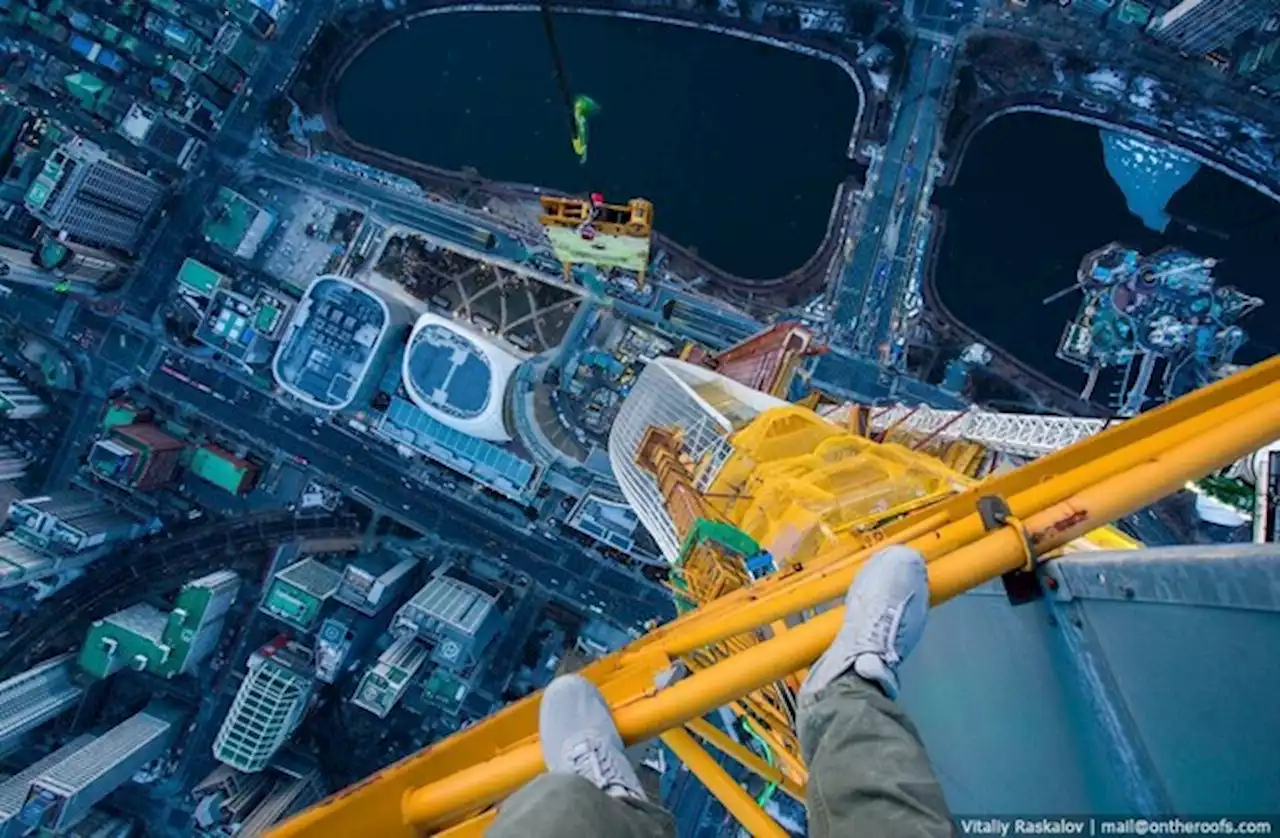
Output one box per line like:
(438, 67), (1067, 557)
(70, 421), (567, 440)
(829, 38), (955, 360)
(144, 355), (671, 629)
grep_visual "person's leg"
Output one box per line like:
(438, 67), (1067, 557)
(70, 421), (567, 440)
(798, 545), (953, 838)
(489, 773), (673, 838)
(488, 675), (675, 838)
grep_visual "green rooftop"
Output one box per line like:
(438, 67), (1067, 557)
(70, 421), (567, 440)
(78, 570), (240, 679)
(261, 558), (341, 630)
(24, 153), (67, 212)
(1116, 0), (1152, 26)
(103, 403), (141, 431)
(203, 186), (274, 258)
(37, 238), (68, 269)
(64, 71), (112, 112)
(255, 303), (280, 333)
(189, 445), (254, 494)
(423, 669), (466, 712)
(177, 257), (225, 297)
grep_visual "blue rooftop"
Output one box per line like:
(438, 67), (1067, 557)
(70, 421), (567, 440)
(405, 325), (491, 418)
(384, 398), (534, 496)
(272, 276), (390, 410)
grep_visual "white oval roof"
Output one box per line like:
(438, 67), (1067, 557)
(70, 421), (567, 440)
(402, 312), (518, 442)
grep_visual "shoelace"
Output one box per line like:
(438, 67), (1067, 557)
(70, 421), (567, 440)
(567, 739), (634, 797)
(860, 591), (914, 666)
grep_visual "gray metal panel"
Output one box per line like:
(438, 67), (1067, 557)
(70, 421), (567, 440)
(1082, 601), (1280, 813)
(898, 589), (1128, 815)
(0, 736), (94, 827)
(898, 546), (1280, 817)
(276, 559), (341, 598)
(411, 577), (494, 637)
(0, 655), (83, 752)
(35, 710), (174, 829)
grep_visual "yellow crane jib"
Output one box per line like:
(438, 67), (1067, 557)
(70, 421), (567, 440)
(267, 355), (1280, 838)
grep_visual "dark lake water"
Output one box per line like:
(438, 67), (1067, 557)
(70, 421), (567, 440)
(334, 11), (859, 278)
(933, 113), (1280, 394)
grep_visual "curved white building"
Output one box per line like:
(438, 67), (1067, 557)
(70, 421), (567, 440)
(272, 276), (392, 411)
(401, 312), (519, 443)
(608, 357), (787, 561)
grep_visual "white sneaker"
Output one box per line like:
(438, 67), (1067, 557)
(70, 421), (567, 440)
(539, 674), (647, 801)
(800, 544), (930, 701)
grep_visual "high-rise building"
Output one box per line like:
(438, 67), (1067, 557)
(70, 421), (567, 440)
(0, 447), (28, 483)
(0, 240), (126, 295)
(0, 490), (148, 590)
(0, 736), (95, 838)
(314, 613), (357, 685)
(392, 569), (505, 671)
(118, 103), (204, 171)
(192, 761), (324, 838)
(0, 375), (45, 421)
(88, 422), (186, 491)
(333, 554), (418, 617)
(213, 639), (313, 773)
(350, 635), (430, 718)
(0, 535), (57, 591)
(682, 323), (818, 399)
(607, 357), (788, 560)
(1153, 0), (1279, 55)
(1239, 35), (1280, 92)
(6, 489), (145, 555)
(79, 570), (240, 679)
(260, 558), (341, 631)
(0, 655), (84, 754)
(15, 706), (180, 834)
(23, 138), (166, 252)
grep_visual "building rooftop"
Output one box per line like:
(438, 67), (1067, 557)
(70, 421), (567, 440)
(203, 186), (276, 260)
(350, 635), (429, 718)
(0, 736), (94, 822)
(188, 445), (257, 495)
(177, 258), (226, 297)
(380, 398), (536, 499)
(272, 276), (391, 411)
(421, 669), (467, 714)
(261, 557), (343, 630)
(276, 558), (343, 600)
(400, 575), (496, 638)
(213, 640), (313, 773)
(78, 570), (239, 679)
(194, 287), (291, 365)
(401, 312), (520, 442)
(0, 535), (52, 588)
(333, 553), (419, 616)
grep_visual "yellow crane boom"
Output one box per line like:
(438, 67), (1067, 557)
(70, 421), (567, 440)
(269, 354), (1280, 838)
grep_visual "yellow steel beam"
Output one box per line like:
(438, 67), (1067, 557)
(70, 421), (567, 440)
(435, 811), (494, 838)
(685, 717), (806, 802)
(660, 728), (789, 838)
(617, 373), (1280, 662)
(396, 393), (1280, 829)
(608, 360), (1280, 670)
(725, 698), (808, 785)
(270, 357), (1280, 837)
